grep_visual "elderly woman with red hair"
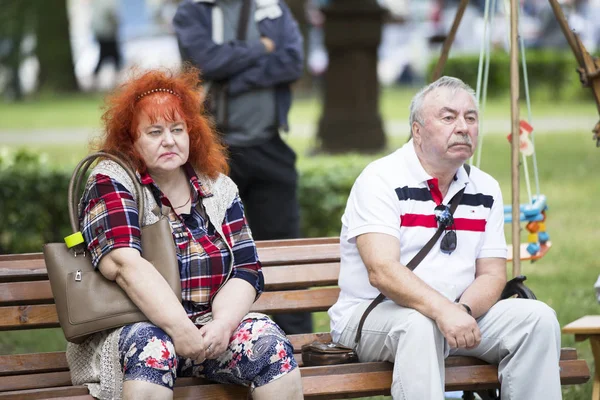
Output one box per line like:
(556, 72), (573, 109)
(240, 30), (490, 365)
(66, 67), (303, 400)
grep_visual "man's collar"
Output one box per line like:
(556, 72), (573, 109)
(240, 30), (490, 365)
(454, 163), (470, 186)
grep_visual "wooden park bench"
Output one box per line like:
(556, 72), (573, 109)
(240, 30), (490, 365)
(0, 237), (591, 399)
(563, 315), (600, 400)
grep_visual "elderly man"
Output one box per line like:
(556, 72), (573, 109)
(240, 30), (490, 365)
(328, 76), (561, 399)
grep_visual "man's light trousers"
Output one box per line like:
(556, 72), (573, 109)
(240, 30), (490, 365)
(337, 298), (562, 400)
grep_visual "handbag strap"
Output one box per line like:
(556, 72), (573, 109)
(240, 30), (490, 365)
(67, 152), (145, 234)
(354, 164), (471, 344)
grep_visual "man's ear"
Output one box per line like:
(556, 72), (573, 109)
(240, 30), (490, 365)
(411, 122), (421, 145)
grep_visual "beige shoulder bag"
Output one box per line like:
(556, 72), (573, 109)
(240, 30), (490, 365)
(43, 152), (181, 344)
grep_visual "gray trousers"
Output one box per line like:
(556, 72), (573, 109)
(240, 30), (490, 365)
(337, 298), (562, 400)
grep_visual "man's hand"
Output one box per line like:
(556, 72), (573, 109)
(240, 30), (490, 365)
(199, 319), (234, 359)
(260, 37), (276, 53)
(435, 303), (481, 349)
(171, 322), (206, 363)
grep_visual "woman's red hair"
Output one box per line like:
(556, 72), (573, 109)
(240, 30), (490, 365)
(95, 65), (228, 178)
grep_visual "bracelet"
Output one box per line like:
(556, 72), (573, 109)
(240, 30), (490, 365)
(460, 303), (473, 316)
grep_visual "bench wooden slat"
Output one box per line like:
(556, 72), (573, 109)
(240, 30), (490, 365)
(0, 268), (47, 283)
(0, 371), (73, 392)
(0, 287), (340, 330)
(0, 386), (90, 400)
(0, 239), (552, 282)
(0, 352), (68, 376)
(0, 383), (249, 400)
(0, 358), (589, 398)
(0, 347), (584, 394)
(261, 263), (339, 290)
(0, 254), (45, 263)
(255, 237), (339, 248)
(0, 281), (54, 305)
(0, 264), (340, 306)
(251, 287), (340, 314)
(558, 359), (593, 385)
(0, 239), (340, 275)
(303, 370), (392, 398)
(0, 305), (59, 330)
(257, 243), (339, 266)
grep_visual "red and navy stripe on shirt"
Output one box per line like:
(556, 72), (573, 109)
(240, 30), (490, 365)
(395, 178), (494, 232)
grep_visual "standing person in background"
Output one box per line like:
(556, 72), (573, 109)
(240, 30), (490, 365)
(91, 0), (122, 88)
(173, 0), (312, 335)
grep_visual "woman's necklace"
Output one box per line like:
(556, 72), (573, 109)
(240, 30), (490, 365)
(173, 196), (191, 209)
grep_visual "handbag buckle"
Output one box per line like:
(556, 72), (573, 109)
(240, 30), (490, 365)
(72, 248), (86, 258)
(75, 270), (82, 282)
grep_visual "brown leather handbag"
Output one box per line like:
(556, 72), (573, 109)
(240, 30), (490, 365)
(43, 152), (181, 344)
(301, 341), (358, 367)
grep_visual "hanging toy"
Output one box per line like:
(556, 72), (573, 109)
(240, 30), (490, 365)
(507, 120), (535, 156)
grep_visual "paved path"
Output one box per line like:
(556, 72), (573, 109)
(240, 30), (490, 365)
(0, 116), (597, 145)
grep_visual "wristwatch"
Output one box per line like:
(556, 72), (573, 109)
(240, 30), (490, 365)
(460, 303), (472, 316)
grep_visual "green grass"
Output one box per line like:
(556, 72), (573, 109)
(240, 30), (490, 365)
(0, 92), (105, 130)
(0, 88), (598, 398)
(1, 87), (597, 131)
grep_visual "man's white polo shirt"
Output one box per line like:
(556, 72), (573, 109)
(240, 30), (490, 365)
(328, 140), (507, 342)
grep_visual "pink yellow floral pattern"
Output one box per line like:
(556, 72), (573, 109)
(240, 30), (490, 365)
(119, 314), (296, 390)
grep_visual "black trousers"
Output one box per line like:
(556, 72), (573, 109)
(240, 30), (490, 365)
(228, 135), (313, 334)
(94, 38), (122, 75)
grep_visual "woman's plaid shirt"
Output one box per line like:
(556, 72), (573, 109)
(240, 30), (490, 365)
(79, 163), (264, 323)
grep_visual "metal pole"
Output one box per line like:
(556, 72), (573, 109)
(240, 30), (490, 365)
(510, 0), (521, 277)
(431, 0), (470, 82)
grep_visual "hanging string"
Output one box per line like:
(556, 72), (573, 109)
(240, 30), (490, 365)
(473, 0), (489, 166)
(475, 0), (497, 168)
(475, 0), (490, 107)
(518, 4), (541, 200)
(502, 0), (534, 205)
(510, 4), (533, 205)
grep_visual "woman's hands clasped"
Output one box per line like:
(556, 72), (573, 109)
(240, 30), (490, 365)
(171, 322), (207, 364)
(199, 319), (235, 359)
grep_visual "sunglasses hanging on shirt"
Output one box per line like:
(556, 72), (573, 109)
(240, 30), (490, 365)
(434, 204), (457, 254)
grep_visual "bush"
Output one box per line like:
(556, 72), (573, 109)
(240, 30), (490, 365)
(0, 149), (377, 253)
(0, 149), (71, 254)
(298, 154), (374, 238)
(427, 50), (584, 101)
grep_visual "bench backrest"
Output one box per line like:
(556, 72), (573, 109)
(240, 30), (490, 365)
(0, 237), (591, 396)
(0, 237), (342, 332)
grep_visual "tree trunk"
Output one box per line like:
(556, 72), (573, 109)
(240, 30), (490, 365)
(35, 0), (79, 92)
(316, 0), (386, 153)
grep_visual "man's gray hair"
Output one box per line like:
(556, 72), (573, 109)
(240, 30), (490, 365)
(409, 76), (478, 128)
